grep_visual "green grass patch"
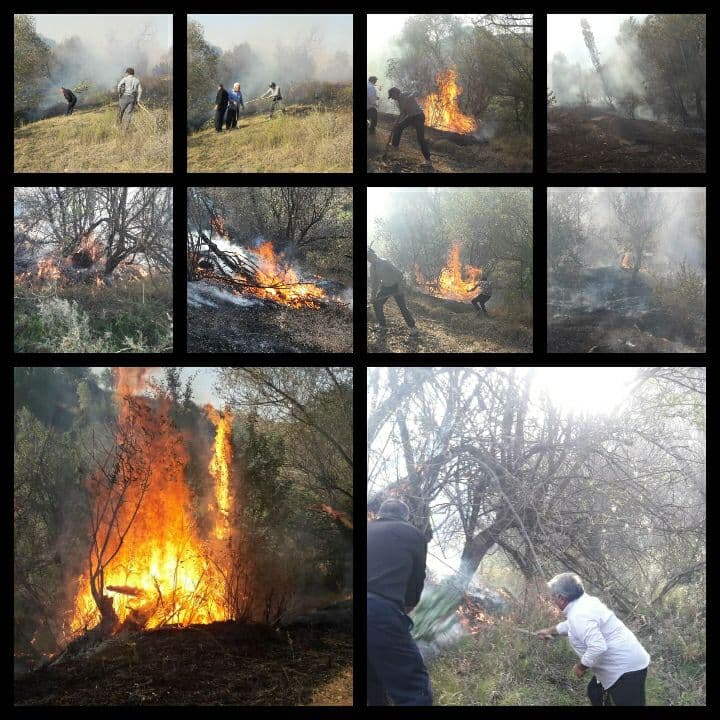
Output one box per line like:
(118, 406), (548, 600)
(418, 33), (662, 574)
(14, 276), (173, 353)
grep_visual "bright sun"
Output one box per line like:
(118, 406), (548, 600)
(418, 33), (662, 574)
(533, 367), (637, 415)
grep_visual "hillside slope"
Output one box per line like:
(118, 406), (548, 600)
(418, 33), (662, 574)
(187, 106), (353, 173)
(547, 106), (705, 172)
(14, 105), (172, 173)
(14, 621), (352, 706)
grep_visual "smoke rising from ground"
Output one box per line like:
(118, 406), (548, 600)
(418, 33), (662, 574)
(25, 14), (172, 119)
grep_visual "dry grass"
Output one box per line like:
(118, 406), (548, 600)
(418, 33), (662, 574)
(14, 104), (172, 173)
(187, 106), (353, 173)
(367, 291), (532, 354)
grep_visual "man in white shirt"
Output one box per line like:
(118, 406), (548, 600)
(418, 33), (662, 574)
(260, 82), (285, 118)
(367, 76), (379, 134)
(117, 67), (142, 130)
(536, 572), (650, 705)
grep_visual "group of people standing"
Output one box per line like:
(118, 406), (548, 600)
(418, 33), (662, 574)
(213, 81), (284, 132)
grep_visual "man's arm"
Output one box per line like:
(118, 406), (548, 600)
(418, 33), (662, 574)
(117, 80), (125, 95)
(136, 81), (142, 103)
(369, 264), (379, 298)
(405, 532), (427, 609)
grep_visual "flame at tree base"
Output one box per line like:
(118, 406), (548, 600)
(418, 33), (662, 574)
(422, 68), (478, 134)
(415, 244), (483, 302)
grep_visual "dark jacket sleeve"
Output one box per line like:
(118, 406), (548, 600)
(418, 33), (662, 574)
(405, 531), (427, 608)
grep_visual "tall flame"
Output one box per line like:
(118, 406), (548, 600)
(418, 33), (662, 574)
(70, 369), (228, 635)
(415, 244), (483, 302)
(621, 252), (632, 269)
(205, 405), (233, 541)
(422, 68), (478, 134)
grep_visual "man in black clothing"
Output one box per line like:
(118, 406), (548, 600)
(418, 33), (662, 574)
(214, 84), (228, 132)
(367, 499), (432, 706)
(60, 87), (77, 115)
(470, 273), (492, 316)
(387, 86), (433, 168)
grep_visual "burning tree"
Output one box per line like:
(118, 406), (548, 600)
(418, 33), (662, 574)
(422, 68), (478, 133)
(73, 369), (229, 636)
(609, 188), (669, 274)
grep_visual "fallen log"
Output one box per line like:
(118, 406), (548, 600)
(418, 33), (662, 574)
(378, 112), (487, 146)
(107, 585), (145, 597)
(410, 289), (476, 313)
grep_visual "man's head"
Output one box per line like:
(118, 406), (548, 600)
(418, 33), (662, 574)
(233, 83), (241, 91)
(388, 87), (401, 100)
(59, 87), (65, 94)
(125, 67), (135, 76)
(547, 572), (584, 610)
(377, 498), (411, 522)
(367, 247), (378, 263)
(368, 75), (378, 84)
(217, 83), (224, 90)
(269, 82), (276, 88)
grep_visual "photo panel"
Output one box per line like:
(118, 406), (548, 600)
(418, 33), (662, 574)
(13, 185), (174, 354)
(186, 187), (353, 354)
(546, 186), (706, 353)
(366, 186), (533, 353)
(13, 13), (173, 173)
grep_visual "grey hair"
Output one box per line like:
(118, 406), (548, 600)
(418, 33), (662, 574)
(547, 572), (585, 602)
(378, 498), (410, 522)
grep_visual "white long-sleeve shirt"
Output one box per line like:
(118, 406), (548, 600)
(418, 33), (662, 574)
(556, 593), (650, 689)
(367, 82), (378, 109)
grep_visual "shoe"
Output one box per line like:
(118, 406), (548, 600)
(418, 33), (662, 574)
(422, 160), (434, 169)
(409, 327), (420, 337)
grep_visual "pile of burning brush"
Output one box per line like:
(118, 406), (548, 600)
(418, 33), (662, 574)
(191, 215), (349, 311)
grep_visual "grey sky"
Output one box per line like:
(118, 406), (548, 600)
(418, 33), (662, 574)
(547, 13), (648, 65)
(190, 14), (352, 56)
(31, 14), (172, 54)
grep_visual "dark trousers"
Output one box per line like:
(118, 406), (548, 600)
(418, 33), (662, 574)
(215, 107), (227, 132)
(392, 112), (431, 161)
(471, 292), (491, 316)
(367, 107), (377, 133)
(269, 96), (284, 117)
(117, 95), (136, 129)
(226, 106), (238, 129)
(373, 284), (416, 329)
(66, 99), (77, 116)
(367, 594), (432, 706)
(588, 668), (647, 706)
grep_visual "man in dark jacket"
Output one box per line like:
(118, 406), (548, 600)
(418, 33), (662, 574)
(367, 247), (418, 336)
(60, 87), (77, 115)
(470, 272), (492, 316)
(214, 83), (229, 132)
(387, 87), (433, 168)
(367, 499), (432, 706)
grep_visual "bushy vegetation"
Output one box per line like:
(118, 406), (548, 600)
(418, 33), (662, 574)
(14, 277), (173, 353)
(651, 263), (706, 346)
(426, 585), (705, 706)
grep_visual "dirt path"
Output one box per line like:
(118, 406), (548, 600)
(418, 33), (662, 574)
(367, 115), (531, 173)
(368, 293), (532, 353)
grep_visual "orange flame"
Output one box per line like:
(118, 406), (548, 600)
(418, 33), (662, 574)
(70, 369), (229, 635)
(247, 241), (327, 309)
(79, 231), (103, 264)
(415, 244), (483, 301)
(621, 252), (632, 269)
(36, 257), (61, 282)
(422, 68), (477, 134)
(205, 405), (234, 541)
(210, 216), (326, 309)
